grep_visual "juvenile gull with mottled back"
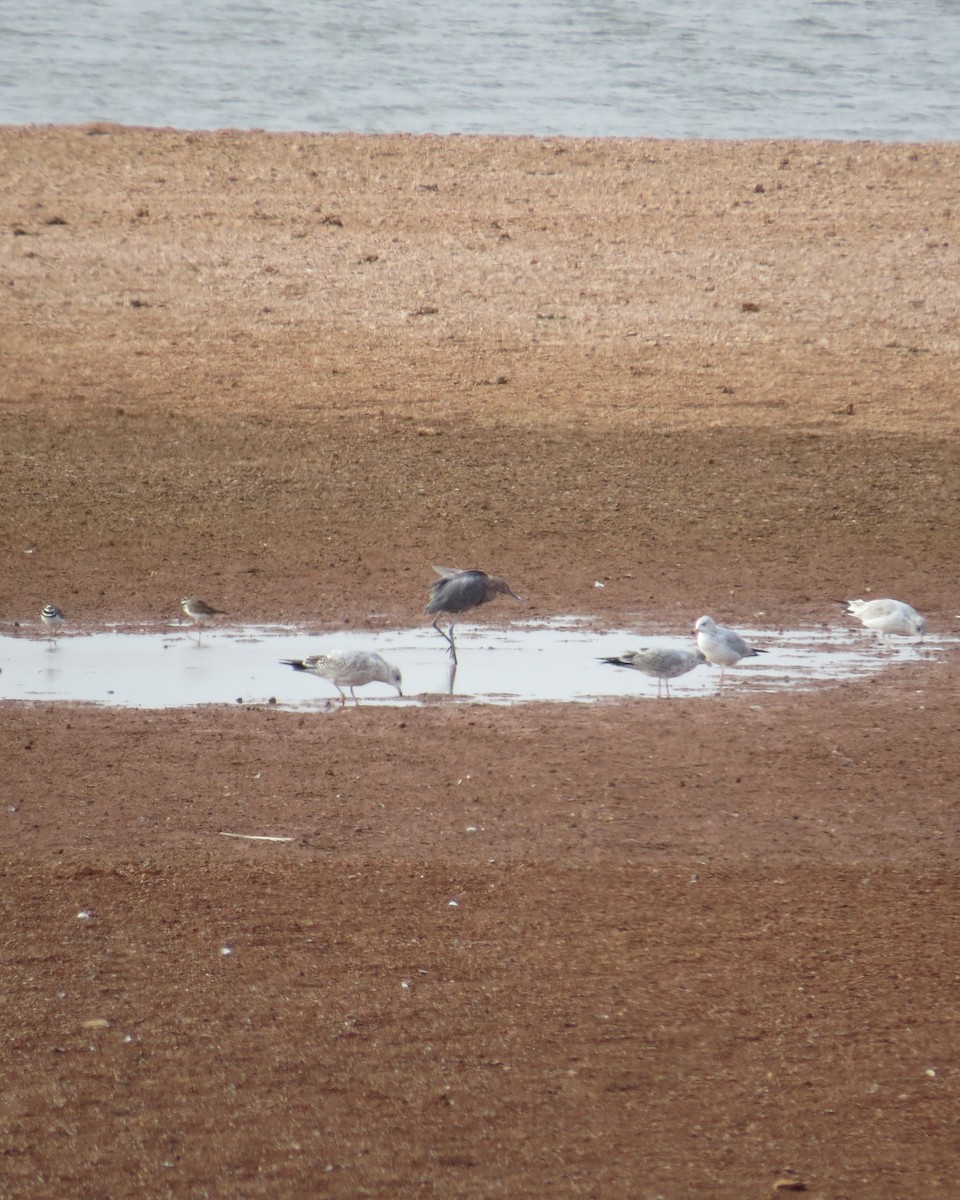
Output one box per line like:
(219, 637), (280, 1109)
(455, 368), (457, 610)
(281, 650), (402, 706)
(600, 647), (708, 699)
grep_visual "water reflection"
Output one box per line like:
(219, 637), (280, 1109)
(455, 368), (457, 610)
(0, 618), (943, 711)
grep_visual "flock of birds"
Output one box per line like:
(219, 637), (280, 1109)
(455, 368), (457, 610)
(35, 573), (928, 706)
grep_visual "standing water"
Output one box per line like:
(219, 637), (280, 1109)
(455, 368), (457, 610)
(0, 618), (942, 709)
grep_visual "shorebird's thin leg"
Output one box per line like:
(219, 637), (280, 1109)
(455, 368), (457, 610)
(350, 687), (361, 707)
(432, 617), (458, 663)
(664, 679), (671, 700)
(335, 685), (347, 707)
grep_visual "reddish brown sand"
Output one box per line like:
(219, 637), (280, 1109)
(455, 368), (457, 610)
(2, 126), (959, 1199)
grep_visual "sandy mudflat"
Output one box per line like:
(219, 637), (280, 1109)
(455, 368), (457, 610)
(2, 125), (959, 1198)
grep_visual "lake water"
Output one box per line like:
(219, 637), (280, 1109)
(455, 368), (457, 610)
(1, 1), (957, 139)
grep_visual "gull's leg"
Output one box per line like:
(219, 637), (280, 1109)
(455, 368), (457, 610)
(334, 684), (347, 707)
(664, 679), (671, 700)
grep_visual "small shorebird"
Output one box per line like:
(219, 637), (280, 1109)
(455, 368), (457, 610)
(839, 597), (926, 647)
(40, 603), (66, 639)
(180, 596), (227, 639)
(281, 650), (403, 706)
(600, 647), (708, 699)
(694, 615), (765, 691)
(425, 566), (522, 664)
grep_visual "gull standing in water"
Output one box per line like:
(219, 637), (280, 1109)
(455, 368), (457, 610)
(425, 566), (522, 664)
(839, 597), (926, 647)
(600, 647), (708, 699)
(694, 615), (766, 691)
(281, 650), (403, 706)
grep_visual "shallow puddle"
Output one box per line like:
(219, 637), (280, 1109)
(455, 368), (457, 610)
(0, 617), (943, 709)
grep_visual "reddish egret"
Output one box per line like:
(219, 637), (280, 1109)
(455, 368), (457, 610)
(425, 566), (522, 664)
(281, 650), (402, 705)
(40, 603), (66, 640)
(600, 647), (707, 699)
(694, 615), (765, 691)
(839, 597), (926, 647)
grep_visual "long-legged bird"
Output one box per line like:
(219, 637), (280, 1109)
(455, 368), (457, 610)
(425, 566), (522, 664)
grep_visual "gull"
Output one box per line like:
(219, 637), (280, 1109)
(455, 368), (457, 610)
(839, 597), (926, 647)
(281, 650), (402, 706)
(180, 596), (227, 640)
(40, 603), (66, 640)
(600, 647), (708, 699)
(425, 566), (522, 664)
(694, 615), (766, 691)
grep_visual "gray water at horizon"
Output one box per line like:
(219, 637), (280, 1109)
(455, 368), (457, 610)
(1, 0), (958, 140)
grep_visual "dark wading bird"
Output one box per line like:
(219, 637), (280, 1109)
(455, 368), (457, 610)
(425, 566), (523, 664)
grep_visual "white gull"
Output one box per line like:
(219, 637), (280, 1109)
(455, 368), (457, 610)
(840, 598), (926, 647)
(694, 615), (766, 691)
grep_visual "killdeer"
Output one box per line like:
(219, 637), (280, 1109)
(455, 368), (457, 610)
(40, 603), (66, 639)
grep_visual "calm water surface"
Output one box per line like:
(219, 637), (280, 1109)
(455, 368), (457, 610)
(1, 0), (957, 138)
(0, 619), (940, 709)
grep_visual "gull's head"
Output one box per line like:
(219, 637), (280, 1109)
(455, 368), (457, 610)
(694, 615), (715, 635)
(387, 664), (403, 696)
(913, 613), (928, 637)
